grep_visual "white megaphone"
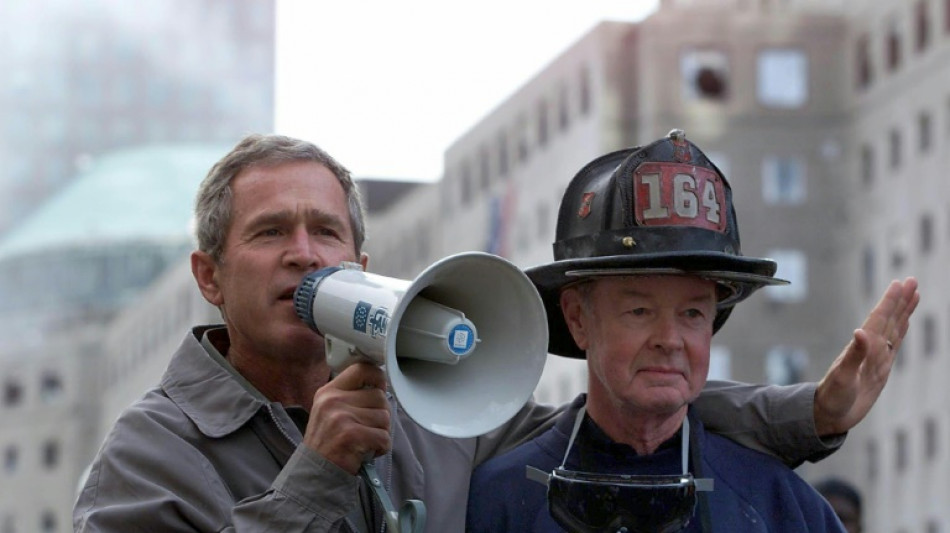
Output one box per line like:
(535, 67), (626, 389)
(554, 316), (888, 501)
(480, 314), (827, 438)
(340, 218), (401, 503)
(293, 251), (548, 439)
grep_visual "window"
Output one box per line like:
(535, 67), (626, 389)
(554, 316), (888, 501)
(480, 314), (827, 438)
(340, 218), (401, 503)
(42, 440), (59, 469)
(708, 346), (731, 380)
(916, 1), (931, 52)
(896, 429), (908, 472)
(762, 156), (806, 205)
(862, 245), (876, 297)
(923, 313), (937, 356)
(921, 213), (934, 254)
(680, 48), (729, 101)
(536, 99), (549, 148)
(39, 372), (62, 403)
(497, 131), (509, 179)
(919, 111), (932, 152)
(764, 249), (807, 303)
(856, 34), (873, 89)
(924, 417), (938, 459)
(579, 64), (592, 116)
(894, 328), (908, 370)
(558, 84), (570, 131)
(890, 248), (906, 271)
(40, 511), (55, 533)
(3, 445), (18, 474)
(3, 381), (22, 407)
(887, 19), (902, 72)
(889, 128), (902, 169)
(757, 48), (808, 108)
(860, 144), (875, 185)
(459, 160), (472, 207)
(478, 145), (491, 191)
(516, 116), (530, 163)
(766, 346), (808, 385)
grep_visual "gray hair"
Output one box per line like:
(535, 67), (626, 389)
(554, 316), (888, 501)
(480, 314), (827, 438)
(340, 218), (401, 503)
(194, 134), (366, 261)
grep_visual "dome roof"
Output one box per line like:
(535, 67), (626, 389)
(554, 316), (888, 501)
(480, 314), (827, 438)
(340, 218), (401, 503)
(0, 144), (229, 260)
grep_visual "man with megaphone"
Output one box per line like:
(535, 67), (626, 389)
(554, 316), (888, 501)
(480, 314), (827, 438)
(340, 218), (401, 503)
(467, 130), (919, 532)
(75, 133), (914, 533)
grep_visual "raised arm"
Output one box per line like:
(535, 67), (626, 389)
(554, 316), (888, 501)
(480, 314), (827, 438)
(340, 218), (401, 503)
(694, 380), (831, 467)
(695, 277), (919, 467)
(813, 277), (918, 435)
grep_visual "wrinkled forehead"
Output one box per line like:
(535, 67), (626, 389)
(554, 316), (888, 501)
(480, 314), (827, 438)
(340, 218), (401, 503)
(576, 274), (719, 300)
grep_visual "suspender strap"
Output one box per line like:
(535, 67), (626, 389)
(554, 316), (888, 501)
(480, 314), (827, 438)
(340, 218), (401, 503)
(688, 411), (715, 533)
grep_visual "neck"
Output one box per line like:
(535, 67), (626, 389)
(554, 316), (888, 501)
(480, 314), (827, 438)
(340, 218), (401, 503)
(225, 343), (332, 410)
(585, 396), (687, 455)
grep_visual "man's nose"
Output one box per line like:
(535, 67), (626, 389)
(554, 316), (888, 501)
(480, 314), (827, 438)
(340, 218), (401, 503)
(283, 228), (321, 268)
(650, 314), (685, 352)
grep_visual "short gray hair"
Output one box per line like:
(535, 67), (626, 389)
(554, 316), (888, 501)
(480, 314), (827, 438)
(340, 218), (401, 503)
(194, 134), (366, 261)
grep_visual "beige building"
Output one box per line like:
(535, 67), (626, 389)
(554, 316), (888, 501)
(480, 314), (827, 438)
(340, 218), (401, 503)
(369, 7), (856, 403)
(363, 0), (949, 530)
(842, 0), (950, 531)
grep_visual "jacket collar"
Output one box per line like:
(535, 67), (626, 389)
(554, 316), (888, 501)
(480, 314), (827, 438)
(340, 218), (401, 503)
(161, 326), (268, 438)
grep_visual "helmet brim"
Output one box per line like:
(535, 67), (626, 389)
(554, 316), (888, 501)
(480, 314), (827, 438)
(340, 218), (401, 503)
(526, 251), (788, 358)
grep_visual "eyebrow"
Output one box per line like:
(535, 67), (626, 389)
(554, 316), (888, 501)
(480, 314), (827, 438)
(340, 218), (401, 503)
(245, 208), (349, 233)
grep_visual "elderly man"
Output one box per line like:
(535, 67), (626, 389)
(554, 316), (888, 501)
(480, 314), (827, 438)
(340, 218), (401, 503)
(74, 134), (911, 532)
(467, 130), (918, 532)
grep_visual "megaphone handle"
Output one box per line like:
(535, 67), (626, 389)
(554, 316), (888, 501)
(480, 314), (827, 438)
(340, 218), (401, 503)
(359, 461), (427, 533)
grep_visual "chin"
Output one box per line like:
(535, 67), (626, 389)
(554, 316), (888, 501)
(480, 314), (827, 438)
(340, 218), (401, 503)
(278, 322), (323, 347)
(631, 388), (690, 413)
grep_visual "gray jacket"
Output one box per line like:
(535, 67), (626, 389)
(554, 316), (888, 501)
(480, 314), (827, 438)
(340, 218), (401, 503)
(73, 326), (836, 532)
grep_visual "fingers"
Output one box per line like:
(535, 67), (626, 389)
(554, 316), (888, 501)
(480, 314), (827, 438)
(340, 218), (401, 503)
(813, 278), (918, 436)
(305, 363), (391, 475)
(883, 277), (919, 353)
(860, 277), (919, 355)
(835, 329), (869, 380)
(330, 360), (388, 393)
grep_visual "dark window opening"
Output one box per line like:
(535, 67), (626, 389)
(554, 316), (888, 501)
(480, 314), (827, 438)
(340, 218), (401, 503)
(916, 1), (931, 52)
(887, 24), (902, 72)
(695, 66), (727, 99)
(3, 381), (23, 407)
(856, 35), (873, 89)
(860, 144), (874, 185)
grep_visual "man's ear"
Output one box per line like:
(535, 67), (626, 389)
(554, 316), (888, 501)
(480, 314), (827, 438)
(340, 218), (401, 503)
(358, 252), (369, 271)
(191, 250), (223, 306)
(560, 288), (590, 352)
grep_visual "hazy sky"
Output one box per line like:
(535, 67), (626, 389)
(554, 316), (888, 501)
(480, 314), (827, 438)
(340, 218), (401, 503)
(274, 0), (658, 181)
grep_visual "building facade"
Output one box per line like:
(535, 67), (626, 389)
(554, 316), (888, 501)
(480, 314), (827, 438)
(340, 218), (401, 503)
(362, 1), (949, 530)
(368, 8), (856, 405)
(0, 145), (232, 532)
(0, 0), (275, 236)
(842, 0), (950, 531)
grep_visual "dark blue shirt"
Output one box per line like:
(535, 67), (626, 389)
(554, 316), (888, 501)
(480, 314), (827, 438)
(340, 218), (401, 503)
(467, 395), (844, 532)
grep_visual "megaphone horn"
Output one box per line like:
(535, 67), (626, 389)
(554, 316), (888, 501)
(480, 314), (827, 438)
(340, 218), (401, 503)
(293, 252), (549, 439)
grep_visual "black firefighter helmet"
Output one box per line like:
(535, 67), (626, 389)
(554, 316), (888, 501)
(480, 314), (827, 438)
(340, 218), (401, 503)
(526, 129), (788, 358)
